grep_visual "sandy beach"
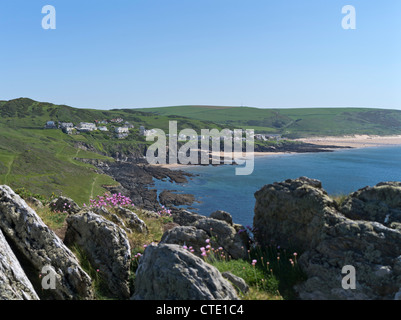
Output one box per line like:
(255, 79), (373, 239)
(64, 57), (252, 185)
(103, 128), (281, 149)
(296, 135), (401, 148)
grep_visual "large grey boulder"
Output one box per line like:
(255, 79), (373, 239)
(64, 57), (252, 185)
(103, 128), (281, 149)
(64, 210), (131, 299)
(165, 209), (249, 259)
(0, 228), (39, 300)
(210, 210), (233, 225)
(193, 217), (248, 259)
(254, 177), (401, 300)
(0, 185), (93, 300)
(160, 226), (210, 257)
(132, 243), (239, 300)
(170, 209), (205, 226)
(254, 176), (338, 251)
(115, 206), (148, 234)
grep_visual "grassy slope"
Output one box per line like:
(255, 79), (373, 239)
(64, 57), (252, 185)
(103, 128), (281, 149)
(0, 98), (226, 203)
(0, 125), (117, 205)
(136, 105), (401, 137)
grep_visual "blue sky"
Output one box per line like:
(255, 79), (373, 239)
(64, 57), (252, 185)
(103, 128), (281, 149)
(0, 0), (400, 110)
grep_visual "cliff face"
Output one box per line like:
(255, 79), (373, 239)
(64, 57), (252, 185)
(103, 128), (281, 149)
(254, 177), (401, 300)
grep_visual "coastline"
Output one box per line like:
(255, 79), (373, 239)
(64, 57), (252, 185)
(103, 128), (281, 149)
(154, 135), (401, 169)
(91, 134), (401, 216)
(296, 134), (401, 149)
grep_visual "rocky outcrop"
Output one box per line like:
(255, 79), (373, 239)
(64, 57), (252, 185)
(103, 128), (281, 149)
(254, 176), (338, 251)
(26, 197), (44, 209)
(0, 228), (39, 300)
(193, 218), (247, 259)
(94, 161), (193, 211)
(210, 210), (233, 225)
(340, 182), (401, 224)
(254, 177), (401, 300)
(49, 196), (81, 214)
(114, 206), (148, 234)
(163, 210), (248, 259)
(132, 243), (239, 300)
(0, 185), (93, 300)
(64, 210), (132, 299)
(160, 226), (210, 257)
(171, 208), (205, 226)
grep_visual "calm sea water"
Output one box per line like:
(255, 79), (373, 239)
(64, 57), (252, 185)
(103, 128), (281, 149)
(153, 146), (401, 227)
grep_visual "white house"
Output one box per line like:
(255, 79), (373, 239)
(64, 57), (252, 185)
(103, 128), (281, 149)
(115, 126), (129, 134)
(59, 122), (74, 129)
(98, 126), (108, 132)
(77, 122), (97, 132)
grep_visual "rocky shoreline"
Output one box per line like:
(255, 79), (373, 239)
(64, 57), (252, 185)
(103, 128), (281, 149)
(78, 141), (352, 214)
(1, 176), (401, 300)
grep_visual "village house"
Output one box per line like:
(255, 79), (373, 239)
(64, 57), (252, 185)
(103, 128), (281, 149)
(62, 127), (74, 134)
(59, 122), (74, 129)
(115, 126), (129, 134)
(98, 126), (108, 132)
(77, 122), (97, 132)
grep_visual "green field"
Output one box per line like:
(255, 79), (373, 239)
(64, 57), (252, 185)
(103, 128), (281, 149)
(136, 105), (401, 138)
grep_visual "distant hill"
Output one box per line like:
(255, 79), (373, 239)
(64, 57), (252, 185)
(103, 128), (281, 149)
(135, 105), (401, 138)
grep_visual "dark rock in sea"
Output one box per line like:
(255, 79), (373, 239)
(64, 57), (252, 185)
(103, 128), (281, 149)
(159, 190), (195, 207)
(254, 177), (401, 300)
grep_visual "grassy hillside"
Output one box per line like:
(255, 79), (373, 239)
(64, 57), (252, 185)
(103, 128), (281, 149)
(136, 105), (401, 138)
(0, 98), (227, 203)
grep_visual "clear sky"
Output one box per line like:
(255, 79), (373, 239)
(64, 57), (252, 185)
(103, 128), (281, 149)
(0, 0), (400, 110)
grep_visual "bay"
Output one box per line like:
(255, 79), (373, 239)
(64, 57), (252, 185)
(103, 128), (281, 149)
(153, 146), (401, 227)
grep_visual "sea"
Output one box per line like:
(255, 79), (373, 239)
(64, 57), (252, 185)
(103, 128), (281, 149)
(153, 146), (401, 228)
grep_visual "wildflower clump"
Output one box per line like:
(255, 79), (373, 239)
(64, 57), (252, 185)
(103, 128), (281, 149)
(85, 192), (134, 209)
(157, 205), (172, 217)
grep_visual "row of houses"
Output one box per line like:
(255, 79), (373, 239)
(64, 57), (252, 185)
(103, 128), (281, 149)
(44, 120), (135, 139)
